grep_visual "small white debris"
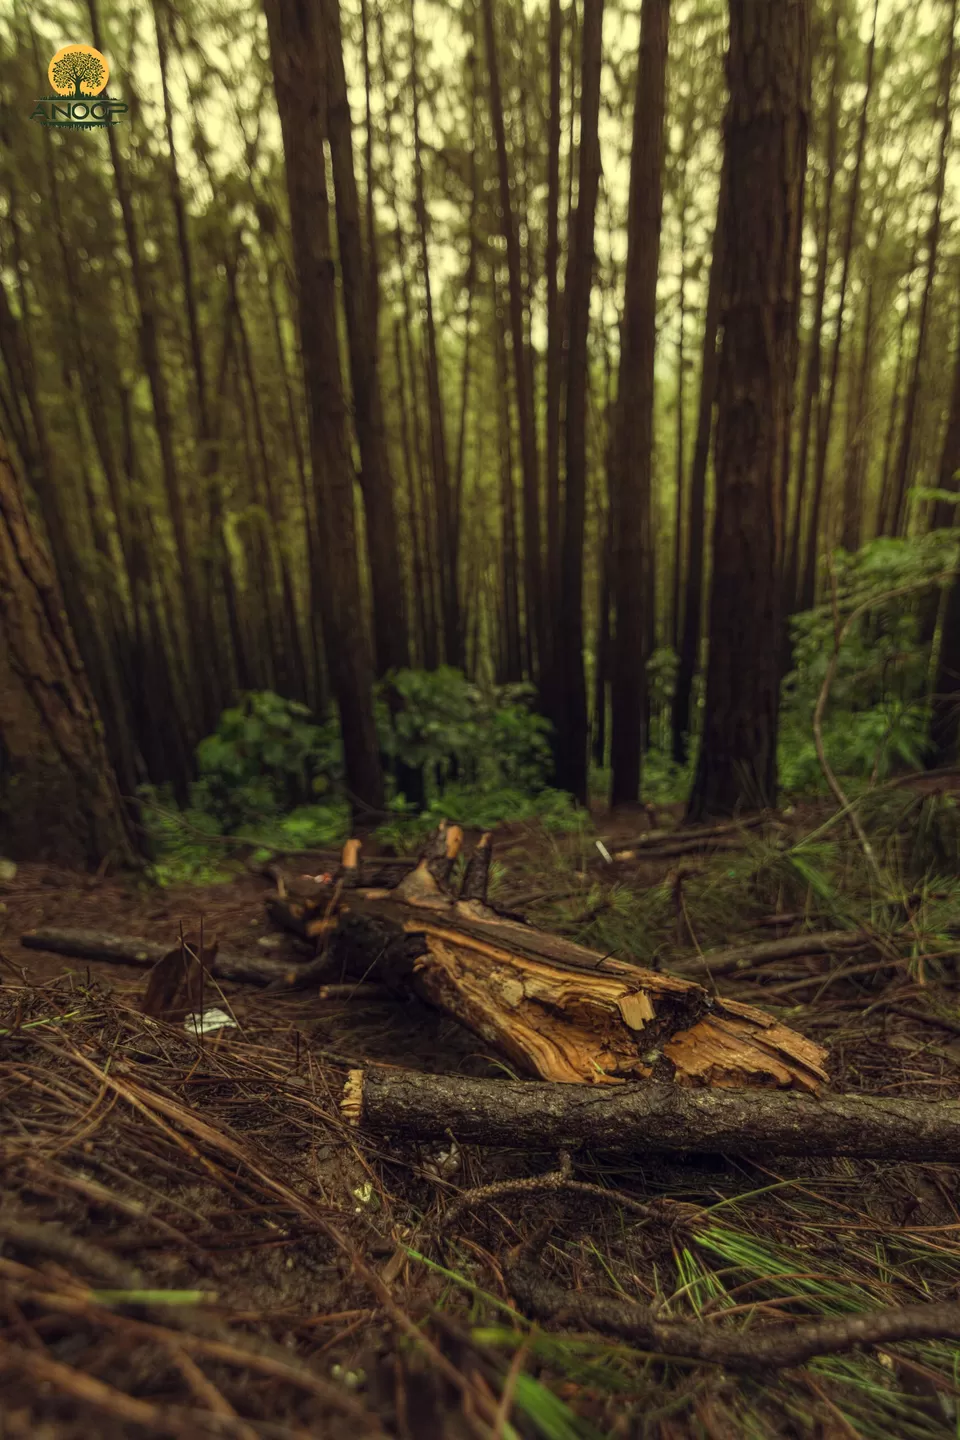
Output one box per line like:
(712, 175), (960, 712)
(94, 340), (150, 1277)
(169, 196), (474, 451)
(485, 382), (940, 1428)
(183, 1008), (238, 1037)
(595, 841), (612, 863)
(424, 1141), (461, 1180)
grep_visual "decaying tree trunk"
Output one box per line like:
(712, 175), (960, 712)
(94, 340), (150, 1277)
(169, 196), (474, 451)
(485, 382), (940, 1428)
(268, 824), (828, 1091)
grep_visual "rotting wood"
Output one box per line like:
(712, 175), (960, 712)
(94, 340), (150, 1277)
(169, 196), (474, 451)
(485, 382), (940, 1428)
(342, 1067), (960, 1162)
(291, 825), (829, 1090)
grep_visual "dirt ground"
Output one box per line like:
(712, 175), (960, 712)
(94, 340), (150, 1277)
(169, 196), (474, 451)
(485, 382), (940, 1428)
(3, 818), (960, 1439)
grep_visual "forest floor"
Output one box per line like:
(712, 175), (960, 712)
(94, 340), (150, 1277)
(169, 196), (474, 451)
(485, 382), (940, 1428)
(3, 792), (960, 1439)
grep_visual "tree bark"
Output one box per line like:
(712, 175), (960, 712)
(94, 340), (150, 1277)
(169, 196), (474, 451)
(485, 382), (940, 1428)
(344, 1067), (960, 1163)
(0, 429), (139, 868)
(263, 0), (383, 820)
(556, 0), (605, 804)
(610, 0), (671, 806)
(687, 0), (810, 820)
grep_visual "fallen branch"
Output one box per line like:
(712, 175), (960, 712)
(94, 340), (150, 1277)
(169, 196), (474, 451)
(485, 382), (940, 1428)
(342, 1067), (960, 1162)
(19, 928), (314, 988)
(602, 816), (769, 852)
(672, 929), (871, 980)
(507, 1265), (960, 1373)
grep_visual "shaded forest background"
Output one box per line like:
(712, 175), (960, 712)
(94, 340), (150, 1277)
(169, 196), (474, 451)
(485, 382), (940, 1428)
(3, 0), (960, 867)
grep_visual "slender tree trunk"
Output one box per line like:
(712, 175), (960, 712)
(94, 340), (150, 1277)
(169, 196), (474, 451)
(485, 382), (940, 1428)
(494, 284), (524, 684)
(0, 427), (139, 867)
(409, 0), (459, 669)
(687, 0), (810, 821)
(610, 0), (670, 807)
(801, 0), (879, 611)
(841, 266), (877, 553)
(673, 188), (687, 653)
(544, 0), (564, 700)
(481, 0), (545, 684)
(358, 0), (380, 334)
(671, 151), (727, 765)
(263, 0), (383, 819)
(323, 0), (410, 680)
(555, 0), (605, 803)
(890, 0), (957, 536)
(783, 0), (839, 616)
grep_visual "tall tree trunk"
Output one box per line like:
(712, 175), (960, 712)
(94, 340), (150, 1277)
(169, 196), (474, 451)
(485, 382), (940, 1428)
(0, 428), (139, 867)
(783, 0), (839, 616)
(890, 0), (957, 536)
(841, 266), (877, 553)
(609, 0), (670, 807)
(555, 0), (605, 804)
(673, 186), (688, 653)
(494, 283), (523, 684)
(323, 0), (410, 680)
(263, 0), (383, 820)
(86, 0), (212, 741)
(544, 0), (564, 698)
(687, 0), (810, 821)
(671, 144), (728, 766)
(800, 0), (879, 610)
(409, 0), (459, 669)
(481, 0), (545, 683)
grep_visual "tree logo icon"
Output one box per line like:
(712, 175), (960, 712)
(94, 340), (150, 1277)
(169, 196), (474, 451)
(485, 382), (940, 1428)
(48, 44), (109, 97)
(30, 44), (128, 129)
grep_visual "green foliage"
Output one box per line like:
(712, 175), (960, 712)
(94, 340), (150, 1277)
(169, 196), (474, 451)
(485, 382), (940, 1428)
(193, 691), (341, 830)
(377, 668), (553, 795)
(780, 535), (957, 791)
(136, 786), (236, 887)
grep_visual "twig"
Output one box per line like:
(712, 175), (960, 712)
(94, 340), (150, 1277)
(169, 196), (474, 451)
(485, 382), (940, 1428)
(445, 1171), (692, 1231)
(507, 1266), (960, 1372)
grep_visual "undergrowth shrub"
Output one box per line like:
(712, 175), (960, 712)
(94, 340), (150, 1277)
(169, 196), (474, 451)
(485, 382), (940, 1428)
(779, 534), (957, 792)
(143, 672), (578, 876)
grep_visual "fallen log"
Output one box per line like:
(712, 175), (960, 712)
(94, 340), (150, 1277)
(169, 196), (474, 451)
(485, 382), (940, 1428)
(342, 1067), (960, 1162)
(19, 928), (318, 988)
(283, 827), (829, 1090)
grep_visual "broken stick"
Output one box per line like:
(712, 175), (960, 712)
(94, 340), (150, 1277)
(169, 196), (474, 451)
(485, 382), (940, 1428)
(19, 928), (315, 988)
(342, 1067), (960, 1162)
